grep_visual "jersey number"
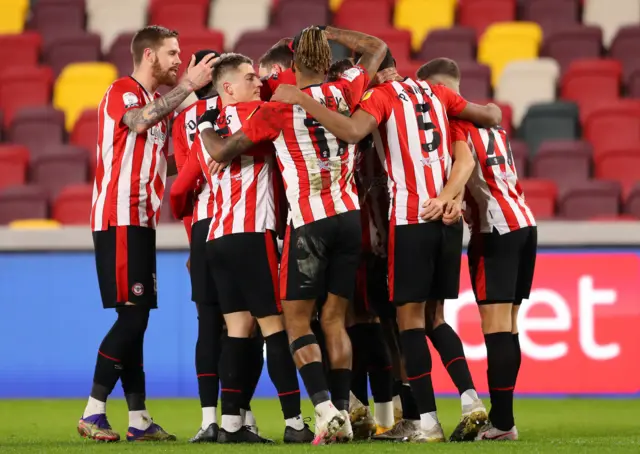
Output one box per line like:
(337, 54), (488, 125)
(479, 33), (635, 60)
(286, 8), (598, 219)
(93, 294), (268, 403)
(485, 128), (513, 168)
(304, 118), (347, 159)
(413, 102), (441, 153)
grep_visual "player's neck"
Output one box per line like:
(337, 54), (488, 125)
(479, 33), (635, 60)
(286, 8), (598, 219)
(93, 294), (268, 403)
(131, 68), (160, 94)
(296, 73), (324, 89)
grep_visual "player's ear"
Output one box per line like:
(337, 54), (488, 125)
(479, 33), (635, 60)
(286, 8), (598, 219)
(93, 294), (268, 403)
(223, 81), (233, 97)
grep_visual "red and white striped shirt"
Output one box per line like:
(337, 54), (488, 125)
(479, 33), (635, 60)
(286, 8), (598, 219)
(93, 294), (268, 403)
(171, 96), (222, 223)
(242, 66), (370, 228)
(199, 101), (276, 240)
(451, 120), (536, 234)
(358, 78), (467, 226)
(91, 77), (169, 231)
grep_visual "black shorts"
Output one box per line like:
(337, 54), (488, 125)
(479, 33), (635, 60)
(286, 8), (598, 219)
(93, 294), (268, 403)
(190, 218), (218, 306)
(93, 225), (157, 309)
(354, 253), (396, 320)
(388, 220), (463, 305)
(207, 231), (280, 318)
(467, 226), (538, 305)
(281, 211), (361, 302)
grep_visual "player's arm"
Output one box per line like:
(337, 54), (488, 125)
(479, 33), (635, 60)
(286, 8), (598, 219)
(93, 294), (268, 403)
(324, 26), (387, 78)
(458, 102), (502, 128)
(169, 151), (201, 220)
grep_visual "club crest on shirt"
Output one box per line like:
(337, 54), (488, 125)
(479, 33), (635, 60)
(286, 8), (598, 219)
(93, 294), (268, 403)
(132, 282), (144, 296)
(122, 92), (139, 109)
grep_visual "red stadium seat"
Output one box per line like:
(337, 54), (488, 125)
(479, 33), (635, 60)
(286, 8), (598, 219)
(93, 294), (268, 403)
(367, 29), (412, 64)
(177, 31), (225, 77)
(509, 139), (528, 176)
(234, 29), (288, 64)
(396, 60), (424, 80)
(0, 145), (30, 190)
(333, 0), (392, 33)
(9, 107), (65, 159)
(560, 59), (622, 123)
(523, 0), (579, 37)
(150, 0), (209, 33)
(458, 0), (517, 38)
(0, 33), (42, 69)
(531, 140), (592, 192)
(30, 145), (89, 199)
(558, 180), (621, 219)
(0, 185), (49, 225)
(272, 1), (330, 37)
(70, 109), (98, 153)
(624, 183), (640, 218)
(106, 33), (135, 78)
(540, 26), (603, 75)
(627, 70), (640, 98)
(0, 66), (54, 128)
(583, 101), (640, 157)
(52, 183), (92, 225)
(594, 146), (640, 197)
(458, 62), (491, 100)
(43, 32), (102, 76)
(520, 178), (557, 219)
(416, 27), (477, 63)
(29, 0), (86, 42)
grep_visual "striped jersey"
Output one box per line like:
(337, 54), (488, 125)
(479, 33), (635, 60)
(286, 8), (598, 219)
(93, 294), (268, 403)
(450, 119), (536, 234)
(91, 77), (169, 231)
(357, 78), (467, 226)
(242, 65), (370, 228)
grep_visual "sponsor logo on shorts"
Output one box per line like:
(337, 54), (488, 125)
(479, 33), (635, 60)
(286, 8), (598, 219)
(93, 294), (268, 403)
(132, 283), (144, 296)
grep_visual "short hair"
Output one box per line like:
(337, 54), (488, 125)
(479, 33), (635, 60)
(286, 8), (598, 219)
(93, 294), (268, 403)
(378, 49), (395, 71)
(327, 59), (354, 82)
(131, 25), (179, 65)
(259, 43), (294, 70)
(211, 53), (254, 90)
(294, 27), (332, 75)
(417, 58), (461, 81)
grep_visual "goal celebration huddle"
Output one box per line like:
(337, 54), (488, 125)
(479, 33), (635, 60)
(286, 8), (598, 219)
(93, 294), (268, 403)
(82, 22), (537, 445)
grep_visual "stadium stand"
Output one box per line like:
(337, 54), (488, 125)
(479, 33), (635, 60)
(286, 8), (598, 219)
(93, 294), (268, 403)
(0, 0), (639, 225)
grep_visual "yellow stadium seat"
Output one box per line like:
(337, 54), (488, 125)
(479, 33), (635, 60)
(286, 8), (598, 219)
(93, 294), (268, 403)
(478, 22), (543, 86)
(330, 0), (344, 12)
(9, 219), (61, 229)
(53, 62), (118, 131)
(395, 0), (456, 51)
(0, 0), (29, 34)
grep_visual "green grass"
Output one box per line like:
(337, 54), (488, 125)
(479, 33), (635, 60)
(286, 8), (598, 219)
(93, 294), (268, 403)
(0, 398), (639, 452)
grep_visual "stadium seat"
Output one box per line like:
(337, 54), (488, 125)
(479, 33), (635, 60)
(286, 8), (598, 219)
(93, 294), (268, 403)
(87, 0), (148, 53)
(52, 183), (92, 225)
(509, 139), (528, 176)
(473, 99), (514, 136)
(106, 33), (135, 77)
(531, 140), (593, 193)
(478, 22), (543, 86)
(0, 145), (29, 190)
(209, 0), (270, 50)
(558, 180), (621, 219)
(0, 66), (54, 128)
(560, 59), (622, 122)
(458, 0), (517, 38)
(330, 0), (395, 12)
(520, 102), (580, 155)
(519, 179), (557, 219)
(8, 219), (61, 229)
(583, 0), (640, 47)
(396, 60), (424, 80)
(30, 145), (89, 199)
(29, 0), (86, 42)
(627, 70), (640, 98)
(53, 62), (117, 131)
(43, 32), (102, 77)
(0, 33), (42, 69)
(234, 29), (296, 63)
(583, 101), (640, 157)
(594, 146), (640, 196)
(540, 26), (603, 74)
(458, 62), (492, 101)
(523, 0), (579, 37)
(0, 0), (29, 34)
(9, 107), (65, 159)
(416, 27), (476, 63)
(495, 58), (560, 128)
(624, 183), (640, 218)
(334, 0), (392, 34)
(272, 1), (330, 39)
(394, 0), (456, 51)
(0, 185), (48, 225)
(70, 109), (98, 155)
(373, 29), (412, 64)
(176, 31), (225, 76)
(150, 0), (209, 34)
(610, 26), (640, 82)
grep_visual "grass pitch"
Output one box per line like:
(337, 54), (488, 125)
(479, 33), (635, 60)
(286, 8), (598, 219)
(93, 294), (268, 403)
(0, 398), (639, 453)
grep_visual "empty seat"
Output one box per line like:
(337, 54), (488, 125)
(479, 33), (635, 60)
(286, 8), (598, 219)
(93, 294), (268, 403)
(583, 101), (640, 156)
(272, 2), (330, 39)
(519, 179), (557, 219)
(0, 0), (29, 34)
(0, 33), (42, 69)
(583, 0), (640, 47)
(510, 139), (528, 176)
(30, 145), (89, 199)
(627, 70), (640, 98)
(395, 0), (456, 51)
(531, 140), (592, 192)
(9, 107), (65, 159)
(52, 183), (92, 224)
(43, 32), (102, 77)
(624, 183), (640, 218)
(458, 0), (516, 38)
(176, 31), (225, 77)
(458, 62), (491, 101)
(87, 0), (148, 53)
(610, 26), (640, 83)
(478, 22), (543, 86)
(8, 219), (61, 229)
(209, 0), (271, 50)
(523, 0), (579, 37)
(0, 145), (30, 190)
(150, 0), (208, 34)
(0, 66), (54, 128)
(335, 0), (391, 34)
(416, 27), (476, 63)
(30, 0), (86, 42)
(540, 26), (603, 74)
(71, 109), (99, 153)
(558, 180), (621, 219)
(106, 33), (135, 77)
(495, 58), (559, 127)
(0, 185), (48, 225)
(520, 102), (580, 155)
(234, 29), (294, 63)
(373, 29), (412, 64)
(53, 62), (117, 131)
(396, 60), (424, 80)
(595, 146), (640, 196)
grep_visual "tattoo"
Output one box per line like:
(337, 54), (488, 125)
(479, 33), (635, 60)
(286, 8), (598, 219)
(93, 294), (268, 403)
(325, 26), (388, 78)
(201, 128), (254, 162)
(123, 81), (193, 132)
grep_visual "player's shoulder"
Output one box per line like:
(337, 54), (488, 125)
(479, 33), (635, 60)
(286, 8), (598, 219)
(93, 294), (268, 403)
(340, 65), (366, 82)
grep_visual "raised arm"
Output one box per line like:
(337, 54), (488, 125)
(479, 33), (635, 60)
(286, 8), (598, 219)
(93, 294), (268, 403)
(324, 26), (388, 79)
(457, 102), (502, 128)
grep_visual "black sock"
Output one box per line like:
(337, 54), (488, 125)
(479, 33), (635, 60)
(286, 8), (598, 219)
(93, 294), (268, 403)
(429, 323), (475, 395)
(329, 369), (351, 411)
(220, 336), (250, 417)
(485, 332), (517, 431)
(242, 334), (264, 411)
(347, 324), (370, 406)
(299, 361), (331, 407)
(365, 324), (393, 403)
(195, 304), (223, 408)
(393, 379), (403, 398)
(513, 333), (521, 385)
(122, 331), (146, 411)
(265, 331), (301, 419)
(399, 384), (420, 420)
(399, 328), (436, 415)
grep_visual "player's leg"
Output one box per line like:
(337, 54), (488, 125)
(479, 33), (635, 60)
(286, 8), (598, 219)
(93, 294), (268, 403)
(240, 328), (264, 434)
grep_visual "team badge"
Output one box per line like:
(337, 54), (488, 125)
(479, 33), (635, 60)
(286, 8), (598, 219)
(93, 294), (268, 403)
(132, 283), (144, 296)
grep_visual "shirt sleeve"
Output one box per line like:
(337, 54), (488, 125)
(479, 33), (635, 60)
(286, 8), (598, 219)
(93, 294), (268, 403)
(432, 84), (468, 117)
(337, 65), (371, 110)
(171, 113), (189, 173)
(106, 81), (143, 126)
(450, 120), (468, 143)
(242, 102), (286, 144)
(356, 87), (389, 126)
(170, 150), (201, 220)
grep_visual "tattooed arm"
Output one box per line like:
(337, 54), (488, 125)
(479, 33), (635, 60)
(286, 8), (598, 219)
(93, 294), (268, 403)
(324, 26), (388, 78)
(200, 128), (255, 162)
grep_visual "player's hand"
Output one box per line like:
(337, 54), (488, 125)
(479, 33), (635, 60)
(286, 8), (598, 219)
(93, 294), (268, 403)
(420, 197), (446, 221)
(442, 199), (462, 225)
(208, 159), (228, 175)
(271, 84), (304, 105)
(183, 53), (218, 90)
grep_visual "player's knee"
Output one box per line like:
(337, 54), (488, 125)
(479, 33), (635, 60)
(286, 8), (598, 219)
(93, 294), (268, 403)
(396, 302), (426, 332)
(479, 303), (513, 334)
(257, 315), (284, 337)
(223, 311), (254, 337)
(115, 305), (150, 337)
(289, 333), (320, 363)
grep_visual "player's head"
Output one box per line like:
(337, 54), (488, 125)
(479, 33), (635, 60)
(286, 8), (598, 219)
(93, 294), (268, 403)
(417, 58), (461, 93)
(258, 42), (294, 78)
(212, 53), (262, 104)
(327, 58), (354, 82)
(131, 25), (181, 86)
(194, 49), (220, 99)
(371, 49), (398, 86)
(292, 26), (332, 77)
